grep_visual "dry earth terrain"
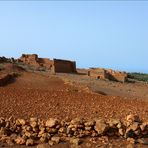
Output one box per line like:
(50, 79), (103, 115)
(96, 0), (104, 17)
(0, 66), (148, 148)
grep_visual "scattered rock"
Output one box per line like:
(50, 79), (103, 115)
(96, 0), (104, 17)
(70, 138), (81, 146)
(15, 137), (26, 145)
(136, 138), (148, 145)
(0, 116), (147, 147)
(127, 138), (135, 144)
(126, 114), (140, 125)
(48, 140), (54, 146)
(94, 119), (107, 134)
(6, 139), (14, 146)
(16, 119), (26, 126)
(51, 136), (60, 144)
(30, 121), (38, 128)
(26, 138), (34, 146)
(128, 122), (139, 131)
(45, 118), (58, 127)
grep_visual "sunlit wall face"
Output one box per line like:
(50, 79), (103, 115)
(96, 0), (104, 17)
(0, 1), (147, 73)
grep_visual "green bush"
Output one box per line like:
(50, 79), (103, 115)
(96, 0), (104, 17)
(128, 72), (148, 82)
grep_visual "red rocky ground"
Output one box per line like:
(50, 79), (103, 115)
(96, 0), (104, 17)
(0, 72), (147, 122)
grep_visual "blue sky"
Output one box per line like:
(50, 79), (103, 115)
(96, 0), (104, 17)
(0, 1), (148, 73)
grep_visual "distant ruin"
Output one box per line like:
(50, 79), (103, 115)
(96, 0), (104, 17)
(51, 59), (76, 73)
(18, 54), (77, 73)
(88, 68), (128, 82)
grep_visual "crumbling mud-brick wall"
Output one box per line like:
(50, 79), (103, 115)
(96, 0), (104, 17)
(18, 54), (77, 73)
(88, 68), (127, 82)
(18, 54), (40, 67)
(52, 59), (77, 73)
(18, 54), (53, 69)
(108, 71), (128, 83)
(38, 58), (53, 70)
(88, 68), (108, 79)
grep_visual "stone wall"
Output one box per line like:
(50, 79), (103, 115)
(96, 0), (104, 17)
(52, 59), (77, 73)
(0, 114), (147, 147)
(18, 54), (40, 67)
(88, 68), (127, 82)
(109, 71), (128, 83)
(18, 54), (53, 69)
(18, 54), (77, 73)
(88, 68), (108, 79)
(38, 58), (53, 70)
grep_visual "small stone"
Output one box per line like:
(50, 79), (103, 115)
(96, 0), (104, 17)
(127, 138), (135, 144)
(84, 120), (95, 127)
(40, 137), (48, 143)
(94, 119), (107, 134)
(15, 137), (26, 145)
(0, 117), (6, 127)
(16, 119), (26, 126)
(48, 140), (54, 146)
(117, 122), (122, 129)
(126, 115), (135, 122)
(59, 127), (66, 133)
(140, 124), (145, 131)
(40, 133), (51, 142)
(25, 131), (31, 138)
(129, 122), (139, 131)
(45, 118), (58, 127)
(26, 139), (34, 146)
(85, 126), (92, 131)
(6, 139), (14, 146)
(51, 136), (60, 144)
(119, 128), (124, 136)
(30, 117), (38, 122)
(70, 138), (81, 146)
(27, 126), (32, 131)
(46, 127), (57, 133)
(140, 122), (148, 131)
(126, 114), (140, 124)
(71, 118), (84, 125)
(30, 121), (38, 128)
(108, 119), (120, 127)
(136, 138), (148, 145)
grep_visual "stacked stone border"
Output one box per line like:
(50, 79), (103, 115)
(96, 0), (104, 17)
(0, 115), (147, 146)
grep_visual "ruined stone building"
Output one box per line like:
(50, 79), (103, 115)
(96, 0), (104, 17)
(51, 59), (76, 73)
(88, 68), (127, 82)
(18, 54), (41, 67)
(18, 54), (77, 73)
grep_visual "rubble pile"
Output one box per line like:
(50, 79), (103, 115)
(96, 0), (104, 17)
(0, 115), (147, 146)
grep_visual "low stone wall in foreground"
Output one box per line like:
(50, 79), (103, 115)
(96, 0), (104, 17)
(0, 115), (147, 146)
